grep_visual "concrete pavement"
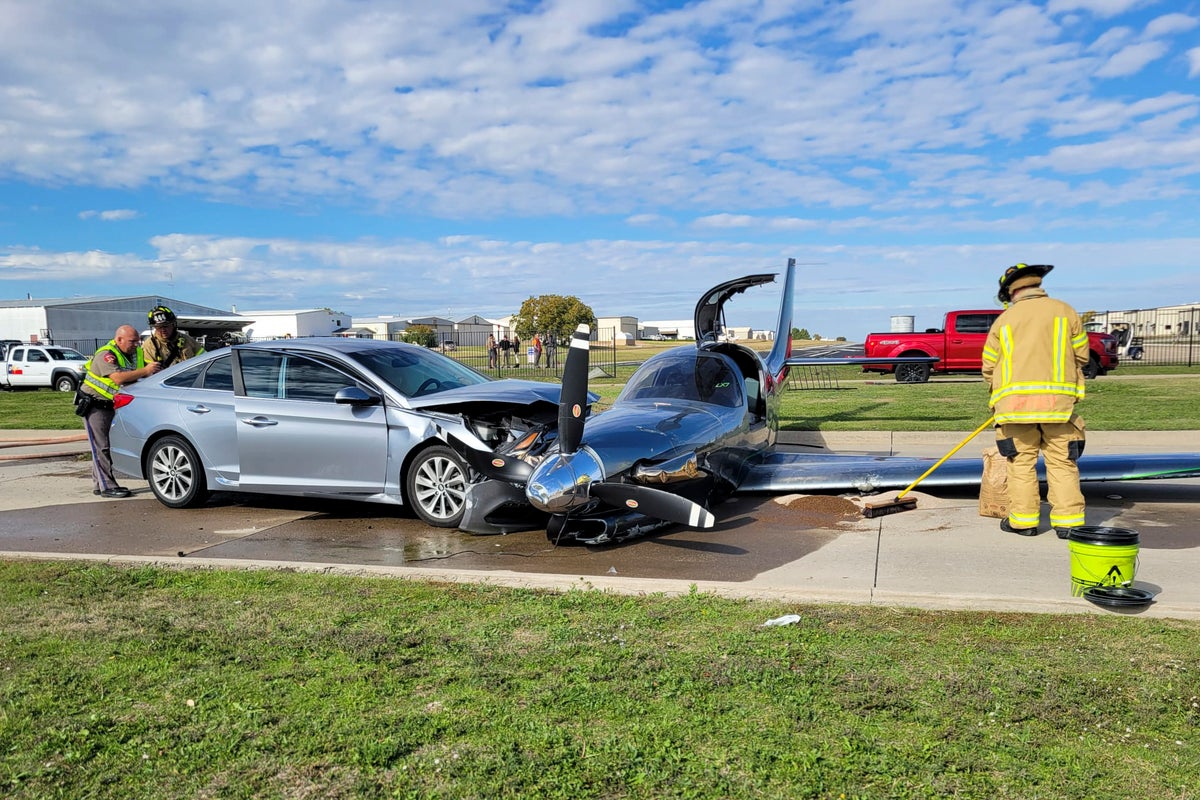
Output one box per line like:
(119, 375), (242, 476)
(1, 429), (1198, 620)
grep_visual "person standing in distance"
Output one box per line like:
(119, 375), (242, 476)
(81, 325), (162, 498)
(982, 264), (1089, 538)
(142, 305), (204, 368)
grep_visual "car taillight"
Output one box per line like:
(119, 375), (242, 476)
(113, 392), (135, 410)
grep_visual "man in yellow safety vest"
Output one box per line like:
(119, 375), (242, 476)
(79, 325), (162, 498)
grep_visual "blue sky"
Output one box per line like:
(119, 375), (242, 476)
(2, 0), (1198, 340)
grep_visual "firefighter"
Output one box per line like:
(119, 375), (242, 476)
(79, 325), (162, 497)
(982, 264), (1089, 538)
(142, 305), (204, 368)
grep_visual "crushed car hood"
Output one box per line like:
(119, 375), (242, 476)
(404, 378), (593, 411)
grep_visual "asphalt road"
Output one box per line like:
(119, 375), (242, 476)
(2, 438), (1198, 619)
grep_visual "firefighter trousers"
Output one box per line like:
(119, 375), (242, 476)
(997, 418), (1086, 531)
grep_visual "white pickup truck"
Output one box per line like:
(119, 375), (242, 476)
(2, 344), (90, 392)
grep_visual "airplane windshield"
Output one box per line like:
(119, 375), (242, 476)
(619, 352), (744, 408)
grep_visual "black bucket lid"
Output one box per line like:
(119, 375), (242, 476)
(1083, 586), (1154, 608)
(1067, 526), (1139, 546)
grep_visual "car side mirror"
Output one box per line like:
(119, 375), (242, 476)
(334, 386), (382, 406)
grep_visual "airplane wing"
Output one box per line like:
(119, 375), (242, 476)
(738, 451), (1200, 494)
(785, 356), (939, 367)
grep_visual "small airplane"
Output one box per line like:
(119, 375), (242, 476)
(457, 258), (1200, 544)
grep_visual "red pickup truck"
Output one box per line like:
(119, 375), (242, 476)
(862, 310), (1119, 383)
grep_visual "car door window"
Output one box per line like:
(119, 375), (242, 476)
(955, 314), (999, 334)
(200, 355), (234, 392)
(237, 350), (354, 402)
(11, 349), (24, 361)
(28, 350), (47, 362)
(239, 351), (284, 398)
(163, 360), (207, 388)
(282, 358), (355, 402)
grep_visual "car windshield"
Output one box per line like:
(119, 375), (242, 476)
(618, 351), (743, 408)
(348, 347), (491, 397)
(47, 348), (86, 361)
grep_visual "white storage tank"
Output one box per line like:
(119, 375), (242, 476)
(890, 315), (915, 333)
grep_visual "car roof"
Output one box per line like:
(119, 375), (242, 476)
(233, 337), (424, 355)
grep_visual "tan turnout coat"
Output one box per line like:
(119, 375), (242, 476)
(981, 288), (1089, 424)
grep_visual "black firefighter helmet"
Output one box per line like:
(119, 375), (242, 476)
(997, 263), (1053, 303)
(148, 305), (177, 326)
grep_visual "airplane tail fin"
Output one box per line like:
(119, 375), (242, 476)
(764, 257), (795, 382)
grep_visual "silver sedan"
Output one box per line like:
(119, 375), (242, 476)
(110, 338), (566, 528)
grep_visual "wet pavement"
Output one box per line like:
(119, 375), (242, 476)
(2, 432), (1198, 619)
(0, 465), (851, 580)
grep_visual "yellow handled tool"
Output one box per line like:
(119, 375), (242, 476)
(862, 416), (996, 518)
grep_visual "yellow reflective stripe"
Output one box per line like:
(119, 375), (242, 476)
(999, 325), (1013, 387)
(994, 410), (1075, 423)
(1009, 511), (1040, 527)
(981, 344), (998, 362)
(993, 381), (1085, 392)
(1071, 332), (1088, 349)
(1054, 317), (1067, 384)
(989, 385), (1085, 406)
(1050, 513), (1086, 527)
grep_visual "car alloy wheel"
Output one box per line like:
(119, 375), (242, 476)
(895, 361), (930, 383)
(147, 435), (209, 509)
(407, 444), (469, 527)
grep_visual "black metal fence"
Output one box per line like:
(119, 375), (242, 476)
(1086, 305), (1200, 368)
(53, 328), (621, 380)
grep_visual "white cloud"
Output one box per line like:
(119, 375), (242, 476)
(1048, 0), (1150, 19)
(693, 214), (757, 229)
(78, 209), (140, 221)
(1, 1), (1199, 338)
(0, 0), (1192, 217)
(1143, 13), (1198, 38)
(1094, 40), (1168, 77)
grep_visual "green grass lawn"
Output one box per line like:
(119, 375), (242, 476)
(3, 366), (1200, 797)
(6, 368), (1199, 431)
(2, 562), (1198, 799)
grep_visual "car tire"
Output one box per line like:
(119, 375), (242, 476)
(147, 435), (209, 509)
(54, 374), (78, 392)
(895, 362), (931, 383)
(1082, 354), (1101, 380)
(406, 444), (469, 528)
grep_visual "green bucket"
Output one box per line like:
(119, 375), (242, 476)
(1068, 526), (1139, 597)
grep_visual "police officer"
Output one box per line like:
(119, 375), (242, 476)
(81, 325), (162, 498)
(142, 305), (204, 368)
(982, 264), (1089, 538)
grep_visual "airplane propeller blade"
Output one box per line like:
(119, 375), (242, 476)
(558, 323), (590, 455)
(589, 483), (716, 529)
(460, 446), (534, 483)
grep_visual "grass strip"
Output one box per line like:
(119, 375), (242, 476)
(2, 561), (1198, 799)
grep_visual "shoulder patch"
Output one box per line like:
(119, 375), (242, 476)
(102, 353), (117, 365)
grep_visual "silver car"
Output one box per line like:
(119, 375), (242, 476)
(110, 338), (573, 528)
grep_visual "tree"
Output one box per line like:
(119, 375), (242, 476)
(793, 327), (812, 340)
(400, 324), (436, 348)
(512, 294), (595, 341)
